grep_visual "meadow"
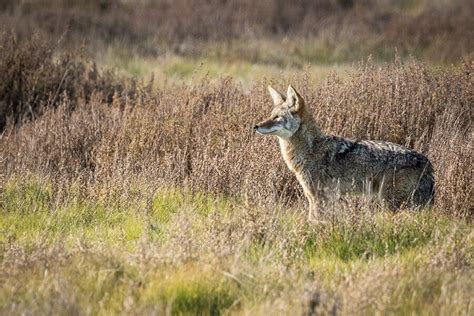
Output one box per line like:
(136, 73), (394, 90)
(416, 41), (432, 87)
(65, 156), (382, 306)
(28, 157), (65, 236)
(0, 0), (473, 315)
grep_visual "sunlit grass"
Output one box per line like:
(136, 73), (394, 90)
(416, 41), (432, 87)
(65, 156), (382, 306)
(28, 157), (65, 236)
(102, 47), (352, 87)
(100, 37), (457, 89)
(1, 178), (472, 314)
(304, 211), (451, 261)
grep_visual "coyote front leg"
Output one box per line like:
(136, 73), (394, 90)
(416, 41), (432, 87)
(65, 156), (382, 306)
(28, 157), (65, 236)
(306, 193), (317, 222)
(306, 189), (328, 222)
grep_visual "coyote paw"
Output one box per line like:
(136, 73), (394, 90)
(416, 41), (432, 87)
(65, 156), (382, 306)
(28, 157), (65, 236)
(307, 214), (328, 225)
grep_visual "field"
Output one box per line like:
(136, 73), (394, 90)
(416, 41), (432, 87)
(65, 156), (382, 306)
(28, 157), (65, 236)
(0, 1), (473, 315)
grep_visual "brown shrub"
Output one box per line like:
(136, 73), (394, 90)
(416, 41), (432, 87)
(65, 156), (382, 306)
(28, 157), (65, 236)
(0, 33), (143, 130)
(0, 48), (472, 216)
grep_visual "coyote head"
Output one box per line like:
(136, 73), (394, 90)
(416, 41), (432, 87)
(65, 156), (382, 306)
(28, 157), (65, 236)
(254, 85), (306, 139)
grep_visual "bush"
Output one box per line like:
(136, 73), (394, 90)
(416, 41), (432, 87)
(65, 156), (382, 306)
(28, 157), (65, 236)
(0, 33), (141, 130)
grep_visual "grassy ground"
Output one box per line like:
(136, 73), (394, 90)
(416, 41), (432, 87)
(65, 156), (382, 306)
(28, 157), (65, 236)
(1, 178), (472, 315)
(101, 45), (353, 86)
(0, 2), (472, 311)
(100, 38), (458, 85)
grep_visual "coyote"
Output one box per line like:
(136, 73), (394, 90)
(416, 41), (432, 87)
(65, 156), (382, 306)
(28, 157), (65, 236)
(254, 85), (435, 220)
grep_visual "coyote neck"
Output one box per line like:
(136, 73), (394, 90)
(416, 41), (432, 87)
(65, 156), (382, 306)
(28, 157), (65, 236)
(278, 119), (324, 174)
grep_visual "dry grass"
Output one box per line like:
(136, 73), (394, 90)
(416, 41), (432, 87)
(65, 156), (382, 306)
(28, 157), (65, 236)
(0, 33), (140, 130)
(1, 36), (471, 215)
(0, 34), (473, 314)
(1, 0), (472, 62)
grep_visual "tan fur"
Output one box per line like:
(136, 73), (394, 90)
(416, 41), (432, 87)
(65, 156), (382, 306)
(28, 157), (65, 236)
(255, 86), (435, 220)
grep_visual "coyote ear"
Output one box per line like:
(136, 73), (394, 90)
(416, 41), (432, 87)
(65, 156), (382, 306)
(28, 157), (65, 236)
(287, 85), (303, 111)
(268, 86), (284, 105)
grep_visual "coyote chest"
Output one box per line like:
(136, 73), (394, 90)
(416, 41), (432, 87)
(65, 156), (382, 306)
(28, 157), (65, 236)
(278, 137), (317, 197)
(278, 138), (311, 174)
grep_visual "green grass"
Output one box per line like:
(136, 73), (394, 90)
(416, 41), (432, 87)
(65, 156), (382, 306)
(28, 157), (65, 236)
(141, 266), (240, 315)
(0, 178), (472, 315)
(101, 45), (353, 86)
(304, 211), (451, 261)
(100, 38), (456, 88)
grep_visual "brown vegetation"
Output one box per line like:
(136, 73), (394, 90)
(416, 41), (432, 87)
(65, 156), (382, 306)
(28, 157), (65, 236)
(0, 35), (472, 217)
(1, 0), (472, 61)
(0, 5), (472, 311)
(0, 34), (136, 130)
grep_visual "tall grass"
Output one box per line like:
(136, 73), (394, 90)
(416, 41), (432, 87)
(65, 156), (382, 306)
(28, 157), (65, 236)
(1, 36), (472, 216)
(0, 36), (472, 314)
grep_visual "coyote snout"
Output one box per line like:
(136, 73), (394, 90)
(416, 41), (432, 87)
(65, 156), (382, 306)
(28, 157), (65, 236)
(255, 85), (435, 221)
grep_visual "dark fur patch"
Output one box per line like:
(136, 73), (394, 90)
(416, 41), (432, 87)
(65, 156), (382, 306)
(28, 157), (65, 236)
(327, 136), (359, 161)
